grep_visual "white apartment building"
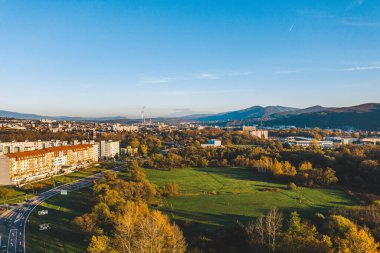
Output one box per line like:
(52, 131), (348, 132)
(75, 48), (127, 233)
(0, 140), (64, 155)
(0, 141), (35, 155)
(242, 126), (269, 139)
(92, 142), (99, 161)
(112, 124), (139, 132)
(0, 140), (96, 156)
(249, 130), (269, 139)
(99, 140), (120, 159)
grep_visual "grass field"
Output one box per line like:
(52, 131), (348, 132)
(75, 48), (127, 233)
(24, 166), (356, 252)
(0, 166), (107, 205)
(26, 187), (92, 253)
(145, 167), (356, 236)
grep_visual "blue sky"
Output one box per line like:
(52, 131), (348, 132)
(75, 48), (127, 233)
(1, 0), (380, 117)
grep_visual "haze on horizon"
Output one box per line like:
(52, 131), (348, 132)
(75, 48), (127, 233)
(0, 0), (379, 118)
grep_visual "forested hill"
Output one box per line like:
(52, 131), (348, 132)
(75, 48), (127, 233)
(190, 103), (380, 130)
(268, 103), (380, 130)
(191, 106), (298, 121)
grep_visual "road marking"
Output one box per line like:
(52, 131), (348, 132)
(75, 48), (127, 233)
(7, 229), (17, 253)
(14, 229), (17, 253)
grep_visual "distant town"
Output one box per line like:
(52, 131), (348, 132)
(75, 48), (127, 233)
(0, 116), (379, 187)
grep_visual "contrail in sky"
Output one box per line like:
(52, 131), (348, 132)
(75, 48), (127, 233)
(289, 24), (294, 32)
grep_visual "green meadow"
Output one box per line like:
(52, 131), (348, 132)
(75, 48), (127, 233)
(0, 166), (106, 206)
(145, 167), (356, 236)
(26, 187), (92, 253)
(25, 167), (356, 252)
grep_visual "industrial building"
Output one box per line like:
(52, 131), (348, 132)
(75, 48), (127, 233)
(201, 139), (222, 148)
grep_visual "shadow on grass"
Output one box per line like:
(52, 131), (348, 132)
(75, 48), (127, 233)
(26, 188), (93, 253)
(195, 167), (283, 184)
(158, 204), (336, 240)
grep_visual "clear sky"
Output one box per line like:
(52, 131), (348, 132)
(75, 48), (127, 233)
(1, 0), (380, 118)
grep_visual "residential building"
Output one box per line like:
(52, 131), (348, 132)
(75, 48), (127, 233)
(242, 126), (269, 139)
(0, 140), (73, 156)
(361, 138), (380, 145)
(121, 146), (138, 156)
(0, 144), (98, 185)
(112, 124), (139, 132)
(99, 140), (120, 159)
(249, 129), (269, 139)
(242, 126), (257, 132)
(0, 141), (36, 155)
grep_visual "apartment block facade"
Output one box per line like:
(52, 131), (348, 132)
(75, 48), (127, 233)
(0, 144), (98, 185)
(99, 140), (120, 159)
(0, 140), (70, 156)
(242, 126), (269, 139)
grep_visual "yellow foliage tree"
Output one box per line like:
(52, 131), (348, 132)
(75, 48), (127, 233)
(87, 235), (111, 253)
(281, 212), (332, 253)
(336, 227), (379, 253)
(327, 215), (379, 253)
(272, 159), (283, 175)
(299, 161), (313, 171)
(113, 201), (187, 253)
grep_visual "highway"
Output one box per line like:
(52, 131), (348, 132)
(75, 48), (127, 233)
(0, 165), (124, 253)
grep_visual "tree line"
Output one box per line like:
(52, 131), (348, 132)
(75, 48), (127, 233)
(188, 207), (379, 253)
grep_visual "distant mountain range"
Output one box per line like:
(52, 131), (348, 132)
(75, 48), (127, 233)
(189, 103), (380, 130)
(269, 103), (380, 130)
(0, 110), (127, 122)
(1, 103), (380, 130)
(188, 106), (298, 122)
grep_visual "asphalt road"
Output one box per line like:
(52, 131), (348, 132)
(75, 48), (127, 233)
(0, 165), (124, 253)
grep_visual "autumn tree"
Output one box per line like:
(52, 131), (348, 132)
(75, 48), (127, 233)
(90, 201), (187, 253)
(326, 215), (379, 253)
(266, 207), (283, 252)
(246, 207), (283, 253)
(0, 187), (12, 202)
(87, 235), (112, 253)
(139, 144), (148, 157)
(74, 172), (186, 253)
(280, 212), (332, 253)
(129, 160), (146, 182)
(299, 161), (313, 171)
(160, 183), (180, 197)
(129, 138), (140, 149)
